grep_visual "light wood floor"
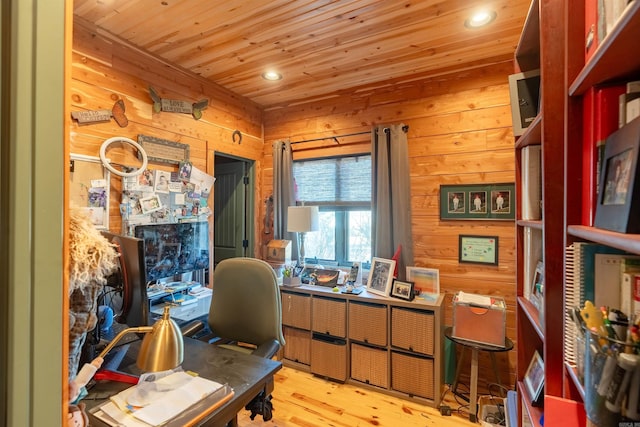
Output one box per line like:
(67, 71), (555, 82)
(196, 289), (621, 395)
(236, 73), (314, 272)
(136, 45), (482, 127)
(237, 366), (486, 427)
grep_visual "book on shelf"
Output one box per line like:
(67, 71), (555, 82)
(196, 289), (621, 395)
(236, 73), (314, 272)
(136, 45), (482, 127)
(601, 0), (633, 39)
(523, 227), (543, 302)
(575, 243), (625, 304)
(565, 244), (579, 365)
(594, 253), (640, 310)
(622, 81), (640, 125)
(620, 257), (640, 318)
(505, 390), (517, 427)
(564, 242), (626, 365)
(521, 145), (542, 220)
(582, 84), (625, 226)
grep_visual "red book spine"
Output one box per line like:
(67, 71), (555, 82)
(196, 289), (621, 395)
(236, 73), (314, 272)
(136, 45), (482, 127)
(581, 84), (625, 226)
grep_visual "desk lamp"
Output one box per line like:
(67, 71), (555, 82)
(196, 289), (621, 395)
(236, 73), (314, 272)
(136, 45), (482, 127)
(287, 205), (319, 268)
(72, 306), (184, 390)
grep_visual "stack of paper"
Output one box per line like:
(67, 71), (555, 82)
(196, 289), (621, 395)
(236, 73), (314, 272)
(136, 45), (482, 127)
(92, 371), (226, 426)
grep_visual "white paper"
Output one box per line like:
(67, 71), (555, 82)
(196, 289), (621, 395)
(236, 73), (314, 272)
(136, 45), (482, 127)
(108, 371), (224, 426)
(188, 165), (215, 198)
(97, 402), (151, 427)
(457, 291), (492, 307)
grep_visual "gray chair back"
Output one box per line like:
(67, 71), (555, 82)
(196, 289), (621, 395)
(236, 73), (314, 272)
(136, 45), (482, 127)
(208, 257), (285, 347)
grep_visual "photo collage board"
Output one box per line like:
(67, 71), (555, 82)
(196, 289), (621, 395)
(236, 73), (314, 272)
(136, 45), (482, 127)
(121, 161), (215, 235)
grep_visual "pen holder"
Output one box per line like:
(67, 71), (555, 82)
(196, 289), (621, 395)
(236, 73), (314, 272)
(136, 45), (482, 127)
(583, 329), (640, 426)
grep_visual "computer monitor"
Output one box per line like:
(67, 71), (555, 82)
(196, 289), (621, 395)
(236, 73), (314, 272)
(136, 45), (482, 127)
(133, 221), (210, 283)
(101, 231), (150, 327)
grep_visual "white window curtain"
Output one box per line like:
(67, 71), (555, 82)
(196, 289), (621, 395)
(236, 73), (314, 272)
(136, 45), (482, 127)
(272, 140), (298, 254)
(371, 124), (414, 279)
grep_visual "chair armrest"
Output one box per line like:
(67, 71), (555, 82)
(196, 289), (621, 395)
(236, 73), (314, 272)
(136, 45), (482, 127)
(252, 339), (281, 359)
(181, 320), (205, 337)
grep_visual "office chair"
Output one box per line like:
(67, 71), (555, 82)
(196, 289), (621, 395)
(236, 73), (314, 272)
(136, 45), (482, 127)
(185, 257), (285, 421)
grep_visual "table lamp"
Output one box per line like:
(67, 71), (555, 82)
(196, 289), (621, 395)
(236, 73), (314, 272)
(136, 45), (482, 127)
(72, 306), (184, 390)
(287, 205), (319, 267)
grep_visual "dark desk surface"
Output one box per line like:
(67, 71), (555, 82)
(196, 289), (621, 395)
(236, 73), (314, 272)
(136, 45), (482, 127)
(85, 337), (282, 427)
(444, 326), (514, 352)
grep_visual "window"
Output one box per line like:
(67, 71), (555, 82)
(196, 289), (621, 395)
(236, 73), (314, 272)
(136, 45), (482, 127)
(293, 155), (371, 265)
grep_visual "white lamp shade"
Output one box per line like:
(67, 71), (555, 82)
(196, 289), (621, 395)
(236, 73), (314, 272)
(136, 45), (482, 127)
(287, 206), (319, 233)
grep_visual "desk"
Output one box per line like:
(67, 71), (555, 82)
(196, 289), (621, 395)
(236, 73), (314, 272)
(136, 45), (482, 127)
(85, 337), (282, 427)
(444, 326), (513, 422)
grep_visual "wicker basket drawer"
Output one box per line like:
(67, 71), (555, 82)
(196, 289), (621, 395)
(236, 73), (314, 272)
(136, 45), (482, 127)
(283, 326), (311, 365)
(391, 351), (434, 400)
(350, 343), (388, 388)
(391, 307), (434, 356)
(310, 333), (347, 381)
(312, 297), (346, 337)
(348, 302), (387, 346)
(281, 291), (311, 329)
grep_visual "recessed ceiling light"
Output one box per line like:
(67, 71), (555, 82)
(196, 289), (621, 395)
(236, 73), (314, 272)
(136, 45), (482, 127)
(465, 10), (497, 28)
(262, 71), (282, 81)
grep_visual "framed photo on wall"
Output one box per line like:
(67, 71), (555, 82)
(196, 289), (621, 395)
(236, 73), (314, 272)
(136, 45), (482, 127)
(366, 257), (396, 297)
(458, 235), (499, 266)
(440, 183), (515, 220)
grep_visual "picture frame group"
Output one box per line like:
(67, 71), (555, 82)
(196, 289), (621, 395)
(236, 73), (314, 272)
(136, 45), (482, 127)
(440, 183), (515, 220)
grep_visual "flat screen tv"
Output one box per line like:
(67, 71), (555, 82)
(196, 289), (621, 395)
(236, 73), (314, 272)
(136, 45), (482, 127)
(134, 221), (210, 283)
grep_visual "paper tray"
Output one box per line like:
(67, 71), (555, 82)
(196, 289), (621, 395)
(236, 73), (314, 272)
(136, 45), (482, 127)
(89, 383), (234, 427)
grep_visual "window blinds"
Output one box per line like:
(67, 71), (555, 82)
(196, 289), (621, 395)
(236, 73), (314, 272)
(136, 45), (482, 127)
(293, 155), (371, 204)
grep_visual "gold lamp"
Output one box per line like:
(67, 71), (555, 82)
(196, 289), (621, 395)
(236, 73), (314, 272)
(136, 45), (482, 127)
(71, 306), (184, 398)
(97, 305), (184, 371)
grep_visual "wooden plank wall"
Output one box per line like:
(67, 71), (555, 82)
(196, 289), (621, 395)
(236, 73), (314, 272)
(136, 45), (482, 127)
(69, 20), (264, 249)
(262, 61), (517, 390)
(70, 16), (517, 392)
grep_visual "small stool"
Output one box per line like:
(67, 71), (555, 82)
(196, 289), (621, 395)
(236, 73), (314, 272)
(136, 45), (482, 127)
(444, 326), (514, 422)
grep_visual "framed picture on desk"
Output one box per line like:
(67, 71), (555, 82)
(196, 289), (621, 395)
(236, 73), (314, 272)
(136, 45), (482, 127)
(524, 350), (544, 406)
(366, 257), (395, 297)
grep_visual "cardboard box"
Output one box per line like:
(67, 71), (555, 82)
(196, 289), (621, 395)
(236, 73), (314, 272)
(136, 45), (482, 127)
(452, 291), (506, 347)
(478, 395), (507, 427)
(266, 239), (291, 263)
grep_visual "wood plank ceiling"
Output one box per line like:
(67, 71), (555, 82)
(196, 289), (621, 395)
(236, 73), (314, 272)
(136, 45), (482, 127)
(73, 0), (531, 109)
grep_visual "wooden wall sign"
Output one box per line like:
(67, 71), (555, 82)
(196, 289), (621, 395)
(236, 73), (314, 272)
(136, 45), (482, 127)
(148, 86), (208, 120)
(137, 134), (190, 165)
(71, 99), (129, 127)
